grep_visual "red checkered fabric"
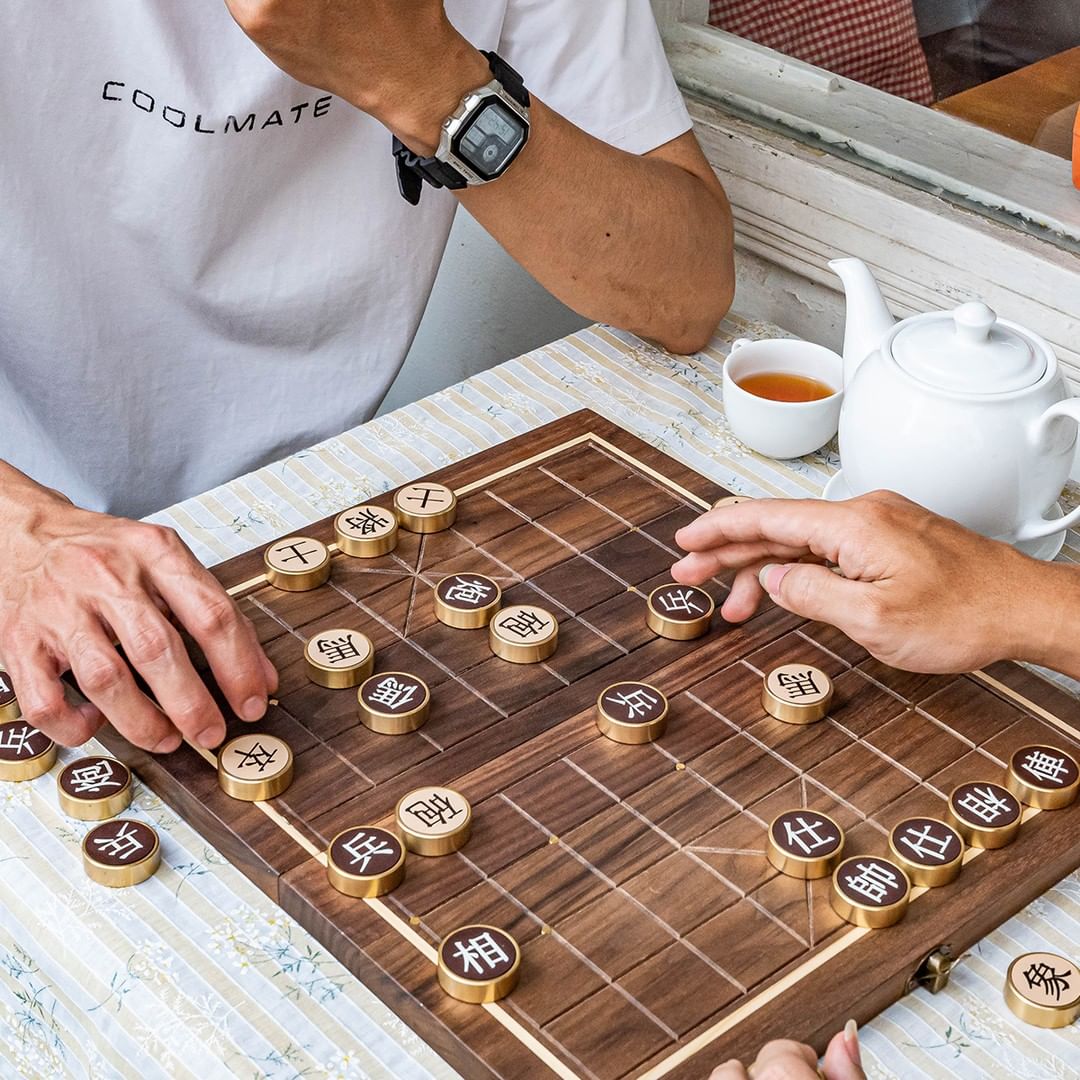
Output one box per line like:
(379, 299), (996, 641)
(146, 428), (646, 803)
(709, 0), (934, 104)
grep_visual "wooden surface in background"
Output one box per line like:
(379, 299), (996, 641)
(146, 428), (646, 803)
(96, 411), (1080, 1079)
(935, 45), (1080, 157)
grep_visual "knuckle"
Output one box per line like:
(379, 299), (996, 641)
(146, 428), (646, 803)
(124, 619), (175, 668)
(75, 546), (114, 577)
(139, 523), (184, 558)
(169, 700), (215, 734)
(73, 647), (126, 697)
(191, 595), (239, 638)
(19, 701), (58, 729)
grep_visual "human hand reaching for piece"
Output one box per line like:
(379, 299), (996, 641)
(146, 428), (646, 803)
(672, 490), (1078, 676)
(709, 1026), (864, 1079)
(0, 462), (277, 752)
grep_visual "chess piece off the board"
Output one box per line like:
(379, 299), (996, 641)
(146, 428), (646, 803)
(596, 682), (668, 744)
(947, 781), (1022, 849)
(888, 817), (963, 887)
(0, 670), (20, 723)
(1006, 744), (1079, 809)
(57, 756), (133, 820)
(327, 826), (406, 898)
(396, 786), (471, 855)
(82, 819), (160, 887)
(394, 482), (457, 533)
(304, 629), (374, 689)
(646, 583), (714, 640)
(767, 809), (844, 879)
(358, 672), (430, 735)
(264, 536), (331, 592)
(0, 720), (56, 781)
(434, 574), (502, 629)
(334, 504), (398, 558)
(489, 604), (558, 664)
(831, 856), (911, 928)
(1004, 951), (1080, 1028)
(762, 664), (833, 724)
(217, 734), (294, 801)
(438, 925), (520, 1003)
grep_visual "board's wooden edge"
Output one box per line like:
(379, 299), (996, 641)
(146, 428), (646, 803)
(659, 793), (1080, 1078)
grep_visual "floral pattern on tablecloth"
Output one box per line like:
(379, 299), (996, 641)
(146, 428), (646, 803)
(2, 320), (1077, 1079)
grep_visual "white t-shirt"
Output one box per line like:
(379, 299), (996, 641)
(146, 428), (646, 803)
(0, 2), (691, 518)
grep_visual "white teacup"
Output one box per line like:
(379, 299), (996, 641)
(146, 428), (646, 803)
(723, 338), (844, 459)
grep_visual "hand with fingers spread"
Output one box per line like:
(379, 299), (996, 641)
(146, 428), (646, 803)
(672, 490), (1080, 678)
(0, 462), (277, 752)
(709, 1025), (864, 1079)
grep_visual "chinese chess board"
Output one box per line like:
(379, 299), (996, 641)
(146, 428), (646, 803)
(96, 411), (1080, 1079)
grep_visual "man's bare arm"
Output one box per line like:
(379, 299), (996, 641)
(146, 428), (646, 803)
(225, 0), (735, 355)
(457, 112), (735, 356)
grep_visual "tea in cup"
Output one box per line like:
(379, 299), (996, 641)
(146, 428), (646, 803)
(723, 338), (843, 459)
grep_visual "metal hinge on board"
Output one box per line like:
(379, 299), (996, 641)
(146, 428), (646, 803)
(908, 946), (957, 994)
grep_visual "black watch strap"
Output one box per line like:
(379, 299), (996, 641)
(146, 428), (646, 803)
(394, 51), (529, 206)
(482, 50), (530, 109)
(393, 138), (468, 205)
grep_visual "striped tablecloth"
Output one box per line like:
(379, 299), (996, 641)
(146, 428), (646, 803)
(2, 319), (1078, 1080)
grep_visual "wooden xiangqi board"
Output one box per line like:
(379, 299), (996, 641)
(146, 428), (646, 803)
(97, 411), (1080, 1079)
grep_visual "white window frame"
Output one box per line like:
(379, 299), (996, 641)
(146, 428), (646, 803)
(651, 1), (1080, 388)
(654, 1), (1080, 244)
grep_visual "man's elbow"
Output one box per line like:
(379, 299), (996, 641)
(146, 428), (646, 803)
(649, 256), (735, 355)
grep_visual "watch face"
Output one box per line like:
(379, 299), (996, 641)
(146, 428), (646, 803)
(455, 99), (526, 180)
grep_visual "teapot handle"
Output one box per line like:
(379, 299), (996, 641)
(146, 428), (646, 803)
(1015, 399), (1080, 542)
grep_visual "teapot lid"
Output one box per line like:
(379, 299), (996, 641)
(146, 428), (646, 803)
(890, 302), (1047, 394)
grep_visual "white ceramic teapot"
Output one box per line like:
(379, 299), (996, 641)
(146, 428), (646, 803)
(829, 257), (1080, 556)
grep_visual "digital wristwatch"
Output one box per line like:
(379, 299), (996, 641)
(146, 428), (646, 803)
(394, 51), (531, 206)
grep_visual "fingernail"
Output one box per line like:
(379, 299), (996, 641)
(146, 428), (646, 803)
(197, 725), (224, 750)
(153, 734), (182, 754)
(758, 563), (792, 595)
(241, 696), (267, 722)
(844, 1018), (861, 1065)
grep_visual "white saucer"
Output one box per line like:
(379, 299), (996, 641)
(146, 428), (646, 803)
(821, 470), (1065, 562)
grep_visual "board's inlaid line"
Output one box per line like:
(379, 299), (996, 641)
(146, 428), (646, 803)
(496, 793), (697, 1036)
(650, 740), (767, 828)
(452, 432), (597, 497)
(974, 670), (1080, 742)
(586, 435), (712, 511)
(792, 628), (857, 672)
(686, 689), (891, 840)
(481, 489), (634, 657)
(560, 756), (808, 957)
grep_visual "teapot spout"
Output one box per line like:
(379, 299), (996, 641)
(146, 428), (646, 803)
(829, 258), (895, 386)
